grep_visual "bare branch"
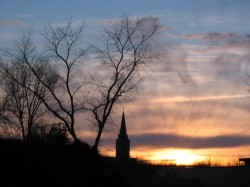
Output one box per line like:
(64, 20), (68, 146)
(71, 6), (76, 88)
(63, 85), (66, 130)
(88, 15), (160, 149)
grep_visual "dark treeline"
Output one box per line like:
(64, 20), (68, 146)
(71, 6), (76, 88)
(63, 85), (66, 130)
(0, 130), (159, 187)
(0, 125), (99, 186)
(0, 126), (129, 187)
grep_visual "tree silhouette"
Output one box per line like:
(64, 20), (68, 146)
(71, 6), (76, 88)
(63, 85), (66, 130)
(0, 16), (160, 149)
(0, 33), (56, 141)
(39, 19), (88, 142)
(84, 16), (160, 149)
(0, 21), (87, 142)
(0, 95), (13, 137)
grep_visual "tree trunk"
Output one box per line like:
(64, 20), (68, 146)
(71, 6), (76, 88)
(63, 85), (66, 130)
(93, 125), (103, 150)
(19, 119), (26, 141)
(21, 125), (26, 141)
(70, 128), (80, 143)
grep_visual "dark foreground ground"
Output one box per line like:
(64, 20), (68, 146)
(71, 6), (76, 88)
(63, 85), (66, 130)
(1, 137), (157, 187)
(1, 138), (250, 187)
(1, 138), (104, 187)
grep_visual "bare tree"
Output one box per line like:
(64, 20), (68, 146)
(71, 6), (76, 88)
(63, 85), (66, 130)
(0, 34), (57, 141)
(0, 16), (160, 147)
(0, 94), (13, 138)
(37, 19), (88, 142)
(0, 95), (9, 123)
(1, 63), (49, 141)
(85, 16), (160, 150)
(0, 20), (87, 143)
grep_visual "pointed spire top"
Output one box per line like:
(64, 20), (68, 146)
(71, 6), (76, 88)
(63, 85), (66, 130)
(119, 110), (128, 139)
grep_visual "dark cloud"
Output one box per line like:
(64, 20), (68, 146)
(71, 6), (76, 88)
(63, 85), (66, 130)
(227, 35), (250, 48)
(101, 133), (250, 149)
(185, 32), (250, 48)
(186, 32), (239, 42)
(130, 133), (250, 149)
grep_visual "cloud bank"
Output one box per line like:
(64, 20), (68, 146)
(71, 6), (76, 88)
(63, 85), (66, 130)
(102, 133), (250, 149)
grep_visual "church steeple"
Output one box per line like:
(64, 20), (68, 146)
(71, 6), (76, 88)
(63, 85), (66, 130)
(118, 111), (128, 139)
(116, 110), (130, 160)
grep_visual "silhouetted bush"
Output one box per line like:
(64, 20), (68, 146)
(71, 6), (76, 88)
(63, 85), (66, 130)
(46, 125), (69, 146)
(0, 135), (104, 186)
(1, 125), (137, 187)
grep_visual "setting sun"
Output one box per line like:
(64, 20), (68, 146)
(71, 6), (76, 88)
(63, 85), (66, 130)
(148, 150), (205, 165)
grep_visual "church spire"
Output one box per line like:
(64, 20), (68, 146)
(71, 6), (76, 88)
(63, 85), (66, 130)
(119, 111), (128, 139)
(116, 110), (130, 160)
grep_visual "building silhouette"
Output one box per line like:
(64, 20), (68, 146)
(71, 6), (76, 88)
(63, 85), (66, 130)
(116, 111), (130, 160)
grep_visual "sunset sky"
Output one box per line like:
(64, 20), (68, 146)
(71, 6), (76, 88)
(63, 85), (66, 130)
(1, 0), (250, 165)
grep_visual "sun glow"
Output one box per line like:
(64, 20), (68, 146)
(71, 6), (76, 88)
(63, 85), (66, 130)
(148, 150), (205, 165)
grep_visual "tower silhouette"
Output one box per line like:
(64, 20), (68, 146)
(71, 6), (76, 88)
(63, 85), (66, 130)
(116, 111), (130, 160)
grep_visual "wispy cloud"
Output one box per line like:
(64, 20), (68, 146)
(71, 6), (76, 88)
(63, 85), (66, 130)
(94, 16), (161, 26)
(150, 94), (248, 104)
(18, 14), (36, 19)
(188, 15), (236, 26)
(186, 32), (239, 41)
(0, 19), (22, 27)
(95, 18), (116, 26)
(184, 32), (250, 49)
